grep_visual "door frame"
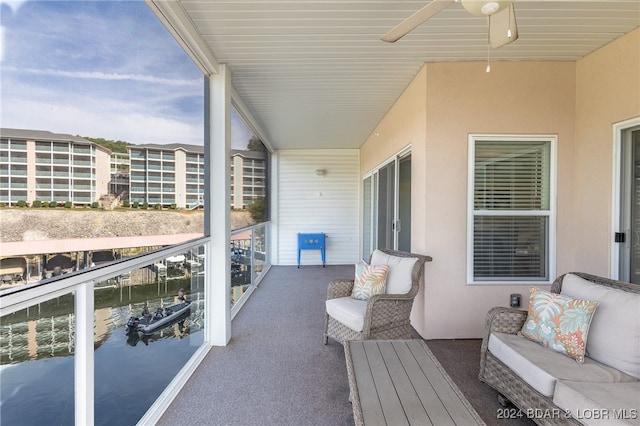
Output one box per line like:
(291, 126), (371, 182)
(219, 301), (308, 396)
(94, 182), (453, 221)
(611, 116), (640, 280)
(361, 146), (412, 260)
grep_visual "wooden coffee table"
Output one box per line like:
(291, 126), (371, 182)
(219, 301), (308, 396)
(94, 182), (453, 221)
(344, 340), (485, 426)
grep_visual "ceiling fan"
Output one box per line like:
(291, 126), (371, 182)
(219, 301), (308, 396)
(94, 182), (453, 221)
(382, 0), (519, 49)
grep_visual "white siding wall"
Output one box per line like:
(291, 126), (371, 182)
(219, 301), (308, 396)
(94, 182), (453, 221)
(276, 149), (359, 266)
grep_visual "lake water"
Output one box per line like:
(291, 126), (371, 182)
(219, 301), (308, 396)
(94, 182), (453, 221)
(0, 277), (205, 426)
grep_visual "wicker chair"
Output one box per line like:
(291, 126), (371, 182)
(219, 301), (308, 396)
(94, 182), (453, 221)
(323, 249), (431, 345)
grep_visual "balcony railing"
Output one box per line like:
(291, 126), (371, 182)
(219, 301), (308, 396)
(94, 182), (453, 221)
(1, 224), (271, 425)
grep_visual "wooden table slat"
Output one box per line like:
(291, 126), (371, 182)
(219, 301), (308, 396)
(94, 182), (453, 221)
(408, 340), (483, 426)
(350, 342), (387, 426)
(361, 342), (410, 426)
(377, 341), (432, 426)
(393, 341), (454, 426)
(346, 340), (485, 426)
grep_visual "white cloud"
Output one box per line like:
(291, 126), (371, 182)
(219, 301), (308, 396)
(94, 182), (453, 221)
(3, 95), (203, 145)
(6, 66), (202, 87)
(1, 0), (28, 12)
(1, 0), (205, 145)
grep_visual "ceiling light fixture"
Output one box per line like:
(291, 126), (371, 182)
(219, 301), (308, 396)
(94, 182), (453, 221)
(461, 0), (512, 17)
(460, 1), (514, 73)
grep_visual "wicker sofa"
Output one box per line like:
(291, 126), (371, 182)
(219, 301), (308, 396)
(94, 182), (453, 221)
(323, 249), (431, 345)
(479, 272), (640, 426)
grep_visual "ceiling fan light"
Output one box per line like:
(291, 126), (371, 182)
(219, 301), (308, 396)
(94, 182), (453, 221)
(481, 2), (500, 15)
(461, 0), (512, 16)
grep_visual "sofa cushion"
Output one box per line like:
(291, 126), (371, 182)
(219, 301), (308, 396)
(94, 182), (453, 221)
(521, 287), (599, 363)
(560, 274), (640, 379)
(326, 297), (367, 332)
(489, 332), (638, 397)
(370, 250), (417, 294)
(351, 262), (389, 301)
(554, 380), (640, 426)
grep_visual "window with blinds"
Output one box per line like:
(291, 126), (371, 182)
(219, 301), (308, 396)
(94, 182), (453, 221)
(468, 137), (555, 283)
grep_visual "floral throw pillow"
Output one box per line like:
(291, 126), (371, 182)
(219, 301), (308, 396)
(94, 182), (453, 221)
(521, 287), (599, 363)
(351, 262), (389, 301)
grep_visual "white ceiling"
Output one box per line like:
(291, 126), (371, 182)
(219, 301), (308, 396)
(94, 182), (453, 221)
(154, 1), (639, 150)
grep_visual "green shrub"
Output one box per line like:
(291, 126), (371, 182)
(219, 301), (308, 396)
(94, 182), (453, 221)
(91, 201), (99, 209)
(141, 202), (149, 210)
(64, 201), (72, 209)
(0, 203), (6, 208)
(122, 200), (130, 208)
(132, 201), (139, 209)
(246, 197), (266, 223)
(170, 203), (177, 210)
(32, 200), (42, 208)
(17, 200), (28, 208)
(154, 203), (162, 210)
(49, 201), (57, 208)
(41, 201), (49, 208)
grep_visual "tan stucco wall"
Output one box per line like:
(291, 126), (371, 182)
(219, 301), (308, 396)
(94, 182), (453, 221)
(359, 28), (640, 339)
(175, 149), (187, 208)
(360, 65), (427, 175)
(95, 147), (112, 200)
(572, 28), (640, 276)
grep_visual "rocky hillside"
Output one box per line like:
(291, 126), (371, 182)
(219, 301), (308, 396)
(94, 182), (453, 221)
(0, 209), (253, 242)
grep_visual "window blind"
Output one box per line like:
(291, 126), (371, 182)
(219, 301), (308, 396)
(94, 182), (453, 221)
(474, 141), (550, 211)
(472, 140), (552, 282)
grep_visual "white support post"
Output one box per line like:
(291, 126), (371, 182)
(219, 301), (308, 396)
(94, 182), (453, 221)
(75, 282), (94, 426)
(206, 64), (232, 345)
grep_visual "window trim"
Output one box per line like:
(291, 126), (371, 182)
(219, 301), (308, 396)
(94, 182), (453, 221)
(466, 134), (557, 285)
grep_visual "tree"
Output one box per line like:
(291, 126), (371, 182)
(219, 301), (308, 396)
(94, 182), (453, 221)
(246, 136), (266, 152)
(246, 197), (265, 223)
(81, 136), (129, 153)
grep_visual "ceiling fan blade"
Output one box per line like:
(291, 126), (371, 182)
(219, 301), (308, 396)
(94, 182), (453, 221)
(381, 0), (455, 43)
(489, 4), (518, 48)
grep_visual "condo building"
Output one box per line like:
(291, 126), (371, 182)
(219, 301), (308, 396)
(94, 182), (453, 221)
(1, 129), (267, 210)
(0, 128), (111, 206)
(128, 143), (205, 208)
(129, 145), (267, 209)
(231, 149), (267, 209)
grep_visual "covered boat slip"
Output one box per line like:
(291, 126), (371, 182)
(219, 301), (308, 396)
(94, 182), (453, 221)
(0, 257), (26, 277)
(345, 340), (485, 426)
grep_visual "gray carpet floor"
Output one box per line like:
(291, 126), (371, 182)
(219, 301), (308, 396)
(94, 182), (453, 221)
(157, 265), (534, 426)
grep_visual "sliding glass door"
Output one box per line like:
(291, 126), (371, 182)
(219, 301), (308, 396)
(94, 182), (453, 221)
(617, 125), (640, 283)
(362, 150), (411, 261)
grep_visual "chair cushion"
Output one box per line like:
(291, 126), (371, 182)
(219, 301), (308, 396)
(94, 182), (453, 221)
(553, 380), (640, 426)
(370, 250), (418, 294)
(489, 332), (637, 397)
(351, 262), (389, 301)
(560, 274), (640, 379)
(520, 287), (599, 363)
(326, 297), (367, 332)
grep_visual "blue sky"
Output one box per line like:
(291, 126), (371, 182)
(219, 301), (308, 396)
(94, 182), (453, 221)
(1, 0), (253, 147)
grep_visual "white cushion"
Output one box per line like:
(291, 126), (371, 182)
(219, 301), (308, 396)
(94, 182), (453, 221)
(560, 274), (640, 378)
(554, 380), (640, 426)
(325, 297), (367, 332)
(370, 250), (418, 294)
(488, 332), (637, 397)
